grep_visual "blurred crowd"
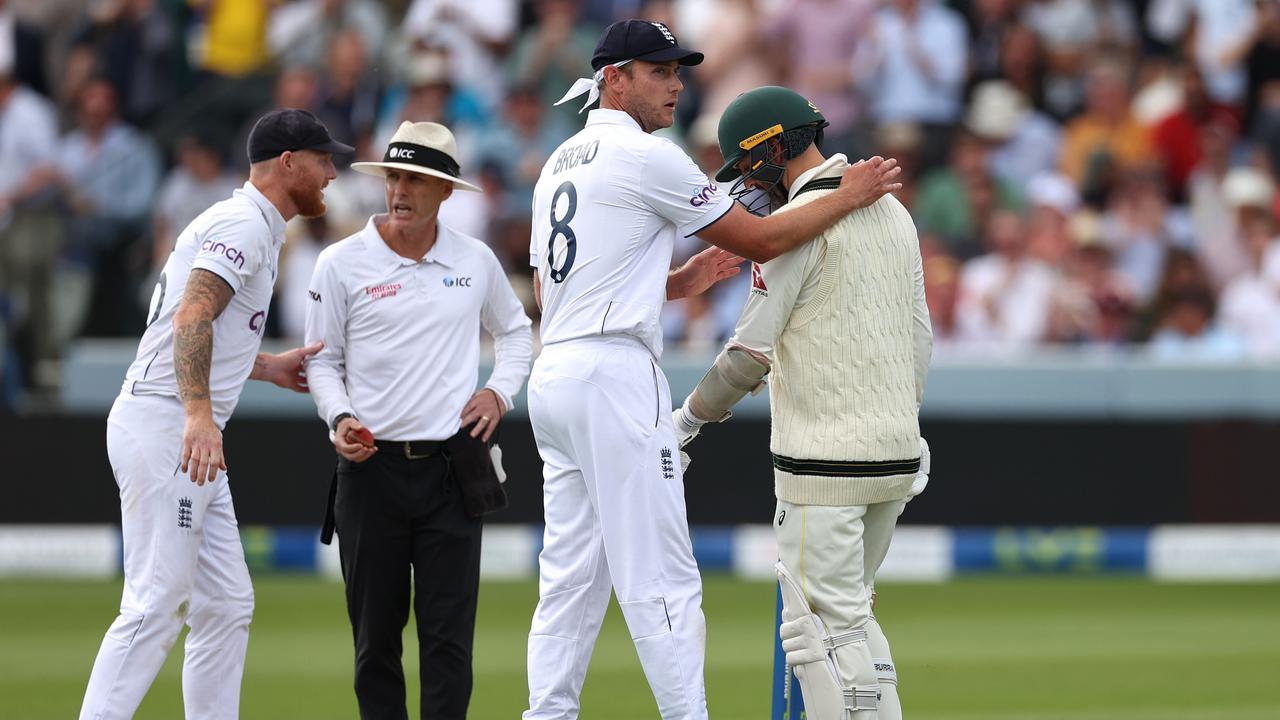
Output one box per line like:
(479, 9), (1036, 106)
(2, 0), (1280, 408)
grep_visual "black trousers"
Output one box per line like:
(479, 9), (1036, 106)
(335, 448), (482, 720)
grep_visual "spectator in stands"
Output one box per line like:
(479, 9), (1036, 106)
(508, 0), (598, 127)
(915, 129), (1023, 258)
(400, 0), (517, 114)
(149, 131), (241, 274)
(921, 237), (960, 343)
(1155, 0), (1257, 107)
(965, 0), (1022, 85)
(48, 77), (160, 345)
(474, 84), (570, 226)
(71, 0), (178, 126)
(1188, 115), (1250, 289)
(684, 0), (777, 122)
(374, 48), (486, 166)
(1148, 287), (1246, 361)
(1021, 0), (1138, 118)
(1025, 171), (1080, 267)
(759, 0), (876, 158)
(1101, 166), (1188, 303)
(955, 208), (1057, 349)
(1133, 247), (1216, 342)
(268, 0), (388, 70)
(315, 28), (382, 158)
(662, 291), (721, 354)
(870, 121), (925, 210)
(1219, 174), (1280, 358)
(1246, 1), (1280, 178)
(0, 0), (46, 95)
(965, 79), (1062, 189)
(0, 60), (59, 392)
(1046, 211), (1136, 345)
(857, 0), (969, 168)
(319, 129), (385, 239)
(279, 215), (337, 340)
(1153, 65), (1242, 202)
(997, 22), (1049, 114)
(187, 0), (275, 79)
(1059, 58), (1153, 203)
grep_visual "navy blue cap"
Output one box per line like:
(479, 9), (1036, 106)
(246, 108), (354, 163)
(591, 19), (704, 72)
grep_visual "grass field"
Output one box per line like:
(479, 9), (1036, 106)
(2, 576), (1278, 719)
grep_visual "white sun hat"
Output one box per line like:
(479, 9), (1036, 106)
(1222, 166), (1276, 210)
(965, 81), (1028, 141)
(351, 121), (481, 192)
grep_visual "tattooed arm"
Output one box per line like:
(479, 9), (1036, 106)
(173, 269), (234, 486)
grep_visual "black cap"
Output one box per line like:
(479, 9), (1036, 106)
(246, 108), (354, 163)
(591, 19), (704, 72)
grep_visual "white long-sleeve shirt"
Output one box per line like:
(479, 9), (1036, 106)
(304, 216), (532, 441)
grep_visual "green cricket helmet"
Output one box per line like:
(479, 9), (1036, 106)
(714, 86), (829, 213)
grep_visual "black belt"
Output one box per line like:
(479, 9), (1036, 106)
(376, 439), (444, 460)
(772, 453), (920, 478)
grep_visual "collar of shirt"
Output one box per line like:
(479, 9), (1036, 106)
(586, 108), (642, 131)
(359, 215), (460, 270)
(787, 153), (849, 203)
(236, 181), (288, 245)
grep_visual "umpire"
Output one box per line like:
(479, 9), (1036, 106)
(304, 121), (533, 719)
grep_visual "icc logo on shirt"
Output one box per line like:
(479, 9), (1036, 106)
(443, 276), (472, 288)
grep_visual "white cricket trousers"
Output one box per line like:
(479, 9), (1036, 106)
(775, 499), (906, 716)
(81, 393), (254, 720)
(524, 337), (708, 720)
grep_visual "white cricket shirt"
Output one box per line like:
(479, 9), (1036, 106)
(123, 181), (286, 428)
(305, 216), (533, 441)
(529, 108), (733, 358)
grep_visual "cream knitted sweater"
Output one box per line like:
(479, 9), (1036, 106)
(769, 167), (928, 505)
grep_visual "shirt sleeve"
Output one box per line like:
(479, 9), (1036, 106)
(727, 236), (825, 364)
(527, 204), (541, 270)
(638, 140), (734, 238)
(911, 246), (933, 410)
(190, 213), (269, 294)
(303, 248), (355, 429)
(479, 248), (533, 412)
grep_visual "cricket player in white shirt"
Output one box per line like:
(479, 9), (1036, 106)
(304, 121), (532, 720)
(80, 109), (352, 720)
(674, 87), (933, 720)
(525, 20), (906, 720)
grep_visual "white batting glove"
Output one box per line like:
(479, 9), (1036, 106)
(672, 405), (707, 449)
(909, 436), (931, 498)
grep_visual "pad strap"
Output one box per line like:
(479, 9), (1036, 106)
(824, 628), (868, 651)
(844, 687), (880, 712)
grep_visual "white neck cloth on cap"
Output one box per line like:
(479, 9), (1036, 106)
(555, 59), (633, 113)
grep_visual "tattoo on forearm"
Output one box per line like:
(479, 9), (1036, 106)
(174, 269), (233, 404)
